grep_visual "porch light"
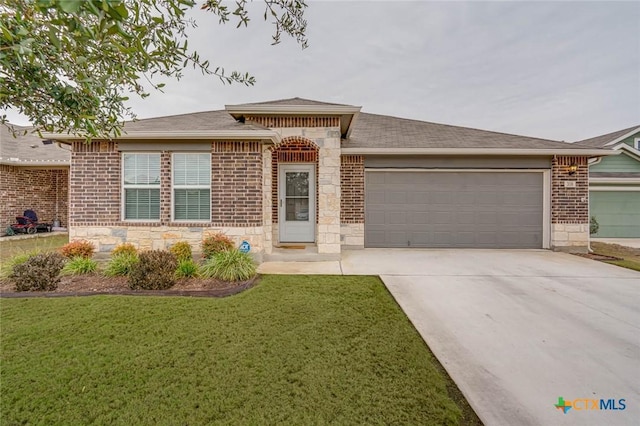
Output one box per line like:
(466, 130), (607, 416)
(567, 164), (578, 175)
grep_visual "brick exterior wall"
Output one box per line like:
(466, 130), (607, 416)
(247, 116), (340, 128)
(211, 141), (263, 226)
(551, 156), (589, 224)
(68, 141), (264, 227)
(270, 137), (319, 223)
(340, 155), (364, 223)
(70, 141), (121, 225)
(0, 165), (69, 232)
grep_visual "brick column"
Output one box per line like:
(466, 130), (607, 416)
(340, 155), (365, 248)
(551, 156), (589, 252)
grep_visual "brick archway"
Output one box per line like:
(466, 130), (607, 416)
(271, 137), (319, 223)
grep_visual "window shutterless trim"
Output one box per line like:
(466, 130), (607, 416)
(121, 152), (161, 222)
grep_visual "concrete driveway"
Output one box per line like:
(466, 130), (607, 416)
(341, 249), (640, 426)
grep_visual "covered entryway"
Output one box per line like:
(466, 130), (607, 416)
(278, 164), (315, 242)
(590, 190), (640, 237)
(365, 170), (546, 248)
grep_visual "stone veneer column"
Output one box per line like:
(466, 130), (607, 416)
(316, 130), (342, 254)
(551, 156), (589, 252)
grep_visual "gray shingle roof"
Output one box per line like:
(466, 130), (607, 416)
(122, 110), (267, 132)
(345, 112), (584, 150)
(0, 124), (70, 166)
(573, 125), (640, 148)
(230, 97), (357, 107)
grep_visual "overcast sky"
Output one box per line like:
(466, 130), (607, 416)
(5, 1), (640, 141)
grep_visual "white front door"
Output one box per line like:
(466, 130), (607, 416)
(279, 164), (315, 243)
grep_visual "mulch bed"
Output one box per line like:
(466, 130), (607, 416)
(0, 275), (258, 298)
(574, 253), (622, 261)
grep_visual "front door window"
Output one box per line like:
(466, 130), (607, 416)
(279, 165), (315, 242)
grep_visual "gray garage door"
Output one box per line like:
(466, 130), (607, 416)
(365, 171), (544, 248)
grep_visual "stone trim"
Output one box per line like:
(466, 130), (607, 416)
(247, 116), (340, 128)
(340, 155), (364, 223)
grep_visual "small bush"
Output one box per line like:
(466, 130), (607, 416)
(590, 216), (599, 235)
(202, 233), (234, 259)
(201, 249), (256, 282)
(111, 243), (138, 257)
(11, 252), (66, 291)
(128, 250), (177, 290)
(0, 251), (37, 278)
(175, 259), (200, 279)
(170, 241), (193, 262)
(103, 252), (139, 277)
(60, 240), (95, 259)
(62, 256), (98, 275)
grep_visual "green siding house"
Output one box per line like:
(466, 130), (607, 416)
(576, 126), (640, 238)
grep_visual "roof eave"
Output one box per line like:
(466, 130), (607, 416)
(225, 104), (362, 138)
(41, 130), (281, 144)
(340, 148), (621, 156)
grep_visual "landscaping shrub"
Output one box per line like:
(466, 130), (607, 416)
(201, 249), (256, 282)
(170, 241), (193, 262)
(11, 252), (66, 291)
(128, 250), (177, 290)
(111, 243), (138, 257)
(103, 252), (139, 277)
(201, 233), (234, 259)
(60, 240), (95, 259)
(590, 216), (599, 235)
(0, 251), (37, 278)
(62, 256), (98, 275)
(175, 259), (199, 279)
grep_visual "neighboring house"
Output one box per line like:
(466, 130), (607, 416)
(44, 98), (615, 258)
(0, 125), (70, 234)
(574, 125), (640, 238)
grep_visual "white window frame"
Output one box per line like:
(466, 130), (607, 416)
(121, 152), (161, 222)
(634, 137), (640, 150)
(171, 152), (211, 222)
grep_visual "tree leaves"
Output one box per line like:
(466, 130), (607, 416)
(1, 0), (308, 140)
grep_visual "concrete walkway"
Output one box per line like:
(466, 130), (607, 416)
(259, 249), (640, 425)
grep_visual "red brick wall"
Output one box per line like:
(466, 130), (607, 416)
(270, 137), (319, 223)
(0, 165), (69, 231)
(551, 156), (589, 224)
(68, 141), (264, 227)
(211, 142), (263, 226)
(70, 142), (120, 225)
(340, 155), (364, 223)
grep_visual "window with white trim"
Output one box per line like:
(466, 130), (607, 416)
(173, 153), (211, 221)
(122, 153), (161, 220)
(634, 137), (640, 150)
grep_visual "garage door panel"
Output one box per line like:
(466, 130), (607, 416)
(365, 171), (543, 248)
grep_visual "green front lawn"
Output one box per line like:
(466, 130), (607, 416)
(591, 242), (640, 272)
(0, 275), (480, 425)
(0, 233), (68, 263)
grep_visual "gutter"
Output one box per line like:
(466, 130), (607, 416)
(340, 148), (620, 156)
(42, 130), (282, 144)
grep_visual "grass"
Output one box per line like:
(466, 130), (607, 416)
(591, 242), (640, 272)
(0, 233), (68, 263)
(0, 275), (480, 425)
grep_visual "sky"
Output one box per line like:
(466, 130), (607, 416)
(5, 0), (640, 141)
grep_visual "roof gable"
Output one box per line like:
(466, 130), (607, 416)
(574, 125), (640, 148)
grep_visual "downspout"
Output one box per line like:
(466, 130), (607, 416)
(586, 157), (600, 253)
